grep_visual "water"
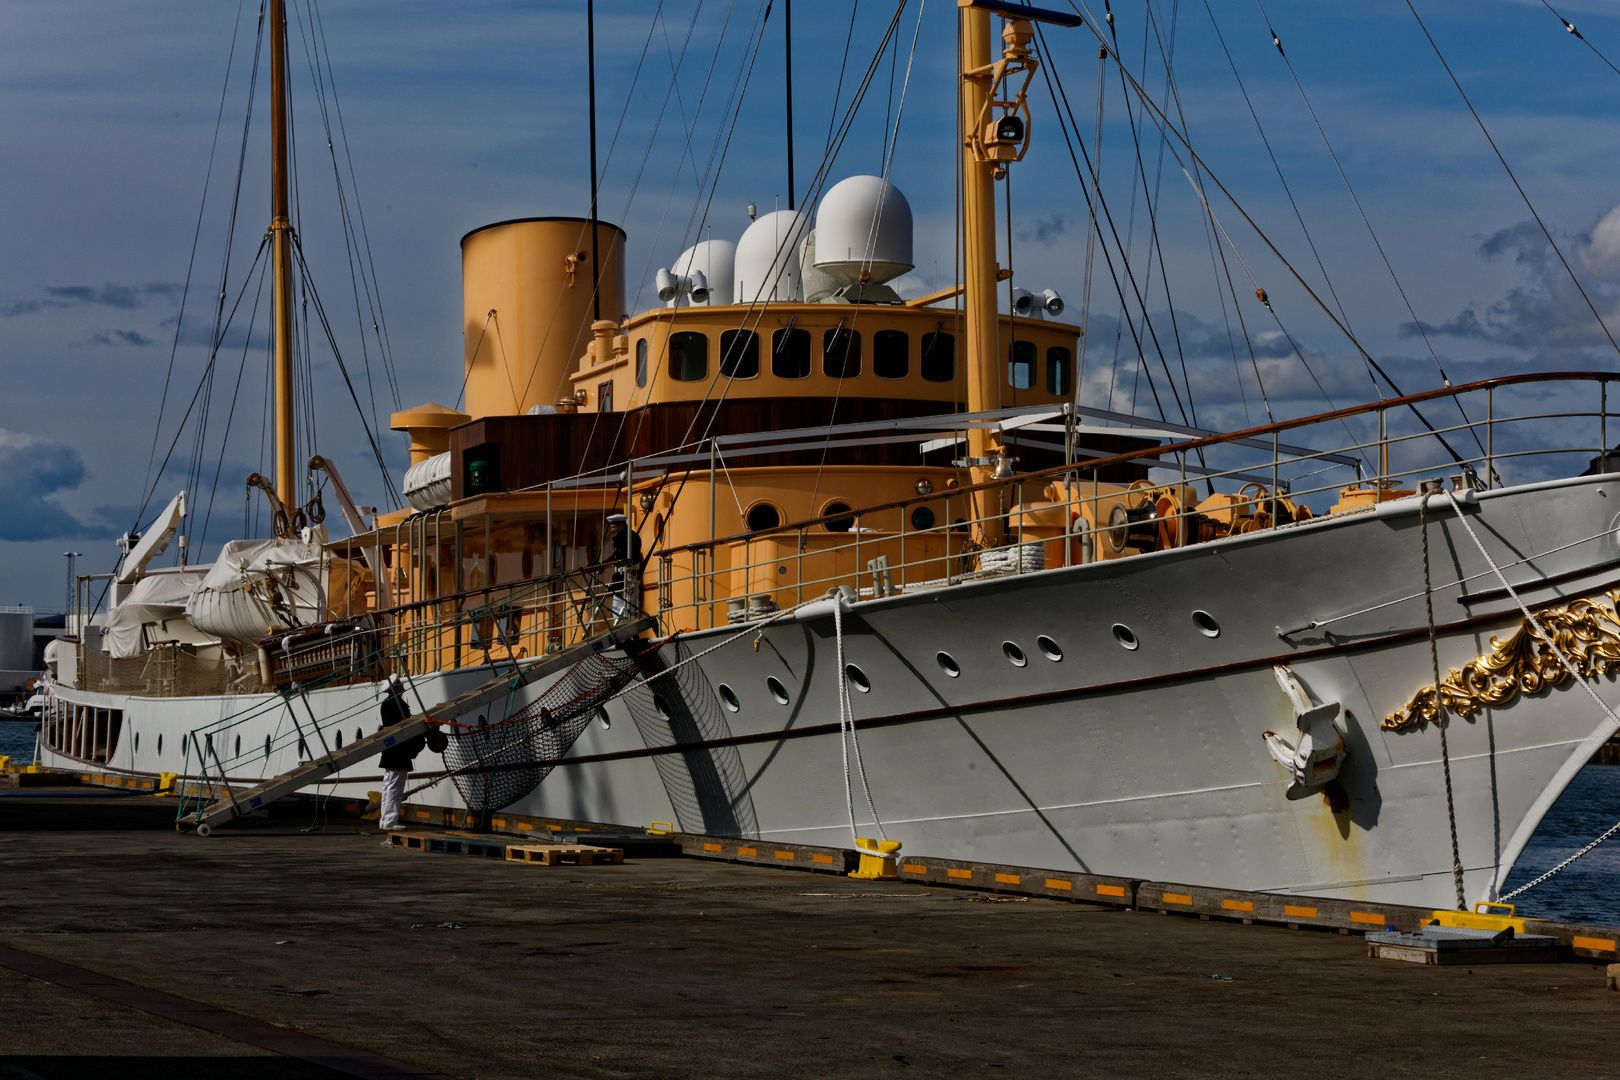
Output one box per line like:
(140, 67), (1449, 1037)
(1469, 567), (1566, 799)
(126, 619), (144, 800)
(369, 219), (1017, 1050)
(1501, 765), (1620, 925)
(2, 711), (1616, 920)
(0, 720), (37, 764)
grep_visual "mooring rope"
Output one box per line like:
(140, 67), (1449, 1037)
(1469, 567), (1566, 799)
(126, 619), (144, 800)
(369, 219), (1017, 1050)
(1419, 486), (1468, 911)
(1438, 488), (1620, 901)
(832, 596), (887, 844)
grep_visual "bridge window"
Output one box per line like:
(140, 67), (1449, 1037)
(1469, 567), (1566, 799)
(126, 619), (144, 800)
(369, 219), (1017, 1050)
(873, 330), (908, 379)
(1008, 340), (1036, 389)
(635, 338), (648, 387)
(772, 327), (811, 378)
(670, 332), (708, 382)
(720, 329), (759, 379)
(824, 328), (861, 378)
(1046, 346), (1072, 395)
(921, 331), (954, 382)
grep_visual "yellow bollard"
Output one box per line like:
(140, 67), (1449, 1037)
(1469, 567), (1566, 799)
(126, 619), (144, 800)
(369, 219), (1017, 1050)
(0, 755), (10, 774)
(153, 772), (177, 796)
(849, 837), (902, 881)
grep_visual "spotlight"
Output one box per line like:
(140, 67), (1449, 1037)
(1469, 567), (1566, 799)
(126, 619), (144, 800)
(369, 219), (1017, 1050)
(1041, 289), (1065, 317)
(656, 268), (678, 303)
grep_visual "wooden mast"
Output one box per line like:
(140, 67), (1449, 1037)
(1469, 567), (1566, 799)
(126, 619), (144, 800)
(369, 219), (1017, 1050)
(269, 0), (297, 513)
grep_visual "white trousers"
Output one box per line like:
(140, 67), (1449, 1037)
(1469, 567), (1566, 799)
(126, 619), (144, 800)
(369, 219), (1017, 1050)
(380, 767), (408, 828)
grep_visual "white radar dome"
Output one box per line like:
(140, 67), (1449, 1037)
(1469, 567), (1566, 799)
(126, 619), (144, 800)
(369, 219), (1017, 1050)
(669, 240), (736, 307)
(812, 175), (913, 287)
(733, 210), (809, 304)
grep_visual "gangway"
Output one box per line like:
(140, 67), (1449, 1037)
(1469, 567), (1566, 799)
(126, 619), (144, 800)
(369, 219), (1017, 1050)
(185, 616), (655, 835)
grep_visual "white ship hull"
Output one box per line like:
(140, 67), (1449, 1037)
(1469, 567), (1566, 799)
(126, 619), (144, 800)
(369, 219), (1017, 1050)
(39, 472), (1620, 909)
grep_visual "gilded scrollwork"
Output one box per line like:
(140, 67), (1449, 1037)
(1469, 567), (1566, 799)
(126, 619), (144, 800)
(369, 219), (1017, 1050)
(1382, 591), (1620, 732)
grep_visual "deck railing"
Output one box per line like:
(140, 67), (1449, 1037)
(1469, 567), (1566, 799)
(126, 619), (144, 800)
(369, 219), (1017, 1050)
(641, 372), (1619, 629)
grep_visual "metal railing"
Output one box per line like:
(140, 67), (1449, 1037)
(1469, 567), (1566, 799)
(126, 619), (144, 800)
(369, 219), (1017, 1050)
(641, 372), (1618, 629)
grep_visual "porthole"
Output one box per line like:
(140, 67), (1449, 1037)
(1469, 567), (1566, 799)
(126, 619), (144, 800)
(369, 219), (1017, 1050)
(910, 505), (936, 530)
(597, 706), (612, 730)
(298, 737), (308, 759)
(846, 664), (871, 692)
(234, 735), (241, 758)
(335, 730), (344, 749)
(937, 651), (961, 678)
(767, 676), (790, 705)
(264, 735), (272, 759)
(1037, 635), (1063, 662)
(822, 502), (855, 533)
(134, 732), (140, 753)
(1192, 610), (1221, 638)
(1112, 623), (1139, 650)
(746, 502), (782, 532)
(718, 683), (740, 712)
(355, 728), (364, 745)
(157, 734), (163, 756)
(1003, 641), (1027, 667)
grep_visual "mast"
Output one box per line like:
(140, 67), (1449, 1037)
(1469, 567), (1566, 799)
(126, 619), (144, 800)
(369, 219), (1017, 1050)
(960, 2), (1001, 487)
(588, 0), (601, 321)
(269, 0), (297, 512)
(786, 0), (796, 210)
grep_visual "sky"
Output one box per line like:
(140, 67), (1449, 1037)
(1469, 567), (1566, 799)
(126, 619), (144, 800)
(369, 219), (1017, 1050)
(5, 0), (1620, 610)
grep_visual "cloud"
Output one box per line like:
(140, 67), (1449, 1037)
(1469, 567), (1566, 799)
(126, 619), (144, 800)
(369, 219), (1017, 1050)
(1409, 210), (1620, 352)
(0, 430), (119, 542)
(1016, 213), (1068, 248)
(0, 282), (180, 318)
(79, 329), (158, 347)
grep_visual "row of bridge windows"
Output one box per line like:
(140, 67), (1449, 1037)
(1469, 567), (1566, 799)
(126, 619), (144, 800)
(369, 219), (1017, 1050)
(635, 330), (1072, 395)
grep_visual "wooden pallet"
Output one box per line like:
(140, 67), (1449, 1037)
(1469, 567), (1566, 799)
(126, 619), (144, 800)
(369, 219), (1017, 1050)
(386, 831), (506, 859)
(505, 843), (624, 867)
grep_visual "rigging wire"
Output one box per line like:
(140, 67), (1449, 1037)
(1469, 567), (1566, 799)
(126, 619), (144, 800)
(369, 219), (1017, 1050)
(198, 256), (272, 556)
(139, 0), (255, 531)
(1537, 0), (1620, 80)
(1256, 2), (1491, 468)
(1404, 0), (1620, 361)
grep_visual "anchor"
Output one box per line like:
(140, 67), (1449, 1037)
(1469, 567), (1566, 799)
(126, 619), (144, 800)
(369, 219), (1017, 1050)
(1262, 665), (1346, 801)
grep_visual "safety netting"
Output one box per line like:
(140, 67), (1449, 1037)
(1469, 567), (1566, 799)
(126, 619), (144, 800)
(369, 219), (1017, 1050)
(442, 650), (644, 813)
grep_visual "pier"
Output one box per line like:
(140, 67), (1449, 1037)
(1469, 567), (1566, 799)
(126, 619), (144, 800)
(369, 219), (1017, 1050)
(4, 783), (1620, 1078)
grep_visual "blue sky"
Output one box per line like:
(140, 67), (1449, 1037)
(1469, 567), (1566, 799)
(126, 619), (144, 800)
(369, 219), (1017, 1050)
(4, 0), (1620, 609)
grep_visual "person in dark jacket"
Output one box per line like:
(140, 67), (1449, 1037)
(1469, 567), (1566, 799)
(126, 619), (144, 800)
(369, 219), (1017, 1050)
(605, 512), (641, 618)
(377, 674), (425, 830)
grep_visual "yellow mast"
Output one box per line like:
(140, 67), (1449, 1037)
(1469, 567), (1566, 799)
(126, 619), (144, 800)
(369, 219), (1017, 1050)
(269, 0), (297, 512)
(960, 2), (1001, 486)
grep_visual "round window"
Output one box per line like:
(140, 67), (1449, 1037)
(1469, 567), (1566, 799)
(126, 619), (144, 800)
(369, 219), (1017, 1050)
(767, 676), (790, 704)
(937, 651), (961, 677)
(718, 684), (740, 712)
(1113, 623), (1139, 650)
(264, 735), (272, 759)
(910, 505), (936, 530)
(1003, 641), (1027, 667)
(746, 503), (782, 532)
(1192, 610), (1221, 638)
(822, 502), (855, 533)
(1037, 635), (1063, 662)
(846, 664), (871, 692)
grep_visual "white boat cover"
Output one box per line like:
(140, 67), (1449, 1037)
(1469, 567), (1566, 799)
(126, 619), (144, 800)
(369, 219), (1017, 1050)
(102, 571), (213, 658)
(403, 451), (451, 511)
(185, 533), (328, 648)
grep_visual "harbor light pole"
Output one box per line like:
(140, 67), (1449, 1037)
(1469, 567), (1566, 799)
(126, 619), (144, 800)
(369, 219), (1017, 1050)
(62, 552), (81, 629)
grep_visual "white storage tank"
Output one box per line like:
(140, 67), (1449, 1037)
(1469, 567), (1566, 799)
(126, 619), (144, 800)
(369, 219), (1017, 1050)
(0, 607), (35, 693)
(668, 240), (737, 307)
(733, 210), (809, 304)
(812, 176), (913, 286)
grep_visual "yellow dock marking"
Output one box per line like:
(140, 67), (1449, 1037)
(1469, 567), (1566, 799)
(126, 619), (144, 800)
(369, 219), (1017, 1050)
(1284, 905), (1318, 919)
(739, 846), (758, 856)
(995, 873), (1020, 885)
(1163, 893), (1193, 905)
(1350, 911), (1384, 925)
(1221, 899), (1255, 913)
(1096, 884), (1126, 898)
(813, 854), (835, 865)
(947, 868), (972, 880)
(1044, 879), (1073, 891)
(1575, 936), (1616, 952)
(774, 851), (795, 861)
(902, 864), (927, 875)
(703, 843), (722, 852)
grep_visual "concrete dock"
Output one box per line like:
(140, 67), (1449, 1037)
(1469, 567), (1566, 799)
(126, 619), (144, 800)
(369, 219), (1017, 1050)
(3, 789), (1619, 1079)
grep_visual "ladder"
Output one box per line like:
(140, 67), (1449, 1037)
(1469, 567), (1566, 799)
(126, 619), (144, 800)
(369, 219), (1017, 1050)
(186, 616), (654, 835)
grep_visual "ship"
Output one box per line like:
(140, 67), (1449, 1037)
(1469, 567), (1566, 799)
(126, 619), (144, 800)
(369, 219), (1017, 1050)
(29, 0), (1620, 910)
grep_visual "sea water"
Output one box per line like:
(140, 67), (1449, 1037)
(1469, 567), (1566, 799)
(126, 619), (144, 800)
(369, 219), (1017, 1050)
(0, 713), (1615, 922)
